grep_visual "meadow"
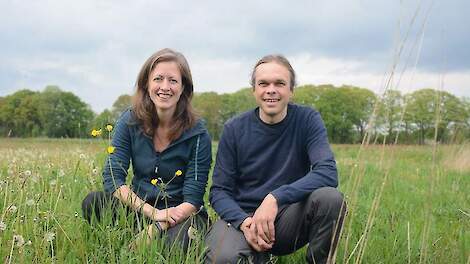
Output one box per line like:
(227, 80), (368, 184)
(0, 138), (468, 263)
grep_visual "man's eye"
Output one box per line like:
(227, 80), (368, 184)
(259, 82), (268, 87)
(276, 82), (286, 86)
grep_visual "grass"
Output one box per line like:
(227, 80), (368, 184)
(0, 138), (468, 263)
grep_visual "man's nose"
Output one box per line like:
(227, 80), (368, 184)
(266, 84), (277, 94)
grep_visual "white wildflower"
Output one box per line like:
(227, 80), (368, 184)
(0, 221), (6, 231)
(26, 240), (32, 246)
(26, 199), (35, 206)
(79, 154), (86, 159)
(92, 168), (98, 175)
(24, 170), (32, 176)
(49, 180), (57, 186)
(13, 234), (25, 247)
(44, 232), (55, 242)
(7, 205), (17, 214)
(187, 226), (197, 240)
(58, 169), (65, 177)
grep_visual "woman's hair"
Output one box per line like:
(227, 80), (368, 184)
(132, 48), (198, 141)
(250, 54), (297, 91)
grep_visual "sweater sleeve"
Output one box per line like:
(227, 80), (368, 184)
(209, 123), (249, 228)
(102, 110), (132, 194)
(182, 131), (212, 209)
(271, 110), (338, 206)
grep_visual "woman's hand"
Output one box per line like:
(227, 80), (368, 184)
(152, 207), (185, 226)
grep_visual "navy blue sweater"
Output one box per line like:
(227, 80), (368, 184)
(209, 103), (338, 228)
(103, 110), (212, 209)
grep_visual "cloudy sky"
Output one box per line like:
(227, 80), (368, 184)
(1, 0), (469, 113)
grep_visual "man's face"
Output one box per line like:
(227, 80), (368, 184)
(253, 62), (293, 124)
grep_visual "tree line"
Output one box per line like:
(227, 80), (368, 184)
(1, 84), (469, 144)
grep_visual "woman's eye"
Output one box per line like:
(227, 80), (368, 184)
(154, 76), (163, 81)
(170, 79), (178, 84)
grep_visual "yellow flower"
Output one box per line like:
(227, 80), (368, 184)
(175, 170), (183, 177)
(106, 124), (113, 132)
(107, 146), (115, 154)
(91, 129), (102, 137)
(151, 178), (158, 186)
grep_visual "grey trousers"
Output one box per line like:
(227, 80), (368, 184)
(205, 187), (346, 264)
(81, 191), (207, 252)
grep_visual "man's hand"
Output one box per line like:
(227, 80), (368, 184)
(252, 193), (278, 250)
(240, 217), (264, 252)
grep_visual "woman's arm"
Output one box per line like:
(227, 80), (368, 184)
(113, 185), (183, 229)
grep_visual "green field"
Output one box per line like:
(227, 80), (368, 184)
(0, 139), (468, 263)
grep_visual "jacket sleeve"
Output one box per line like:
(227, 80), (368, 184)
(209, 123), (249, 228)
(271, 110), (338, 207)
(102, 110), (132, 194)
(183, 131), (212, 209)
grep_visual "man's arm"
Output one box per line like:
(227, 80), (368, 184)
(209, 123), (249, 229)
(270, 110), (338, 207)
(252, 110), (337, 250)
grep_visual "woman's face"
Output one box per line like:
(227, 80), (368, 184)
(147, 61), (183, 115)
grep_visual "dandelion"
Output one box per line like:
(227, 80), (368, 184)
(151, 178), (158, 186)
(44, 232), (55, 242)
(106, 124), (113, 132)
(107, 146), (115, 154)
(7, 205), (17, 214)
(187, 226), (197, 239)
(13, 234), (25, 247)
(91, 129), (102, 137)
(0, 221), (6, 231)
(175, 170), (183, 177)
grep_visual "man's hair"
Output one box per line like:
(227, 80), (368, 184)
(250, 54), (297, 91)
(132, 48), (198, 141)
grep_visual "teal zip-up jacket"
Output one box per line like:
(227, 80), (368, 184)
(103, 109), (212, 209)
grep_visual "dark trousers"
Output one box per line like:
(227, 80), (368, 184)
(82, 191), (207, 252)
(205, 187), (347, 264)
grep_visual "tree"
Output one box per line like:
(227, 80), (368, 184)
(0, 89), (42, 137)
(405, 89), (467, 144)
(92, 109), (114, 134)
(111, 94), (132, 120)
(37, 86), (95, 138)
(376, 90), (404, 143)
(193, 92), (223, 139)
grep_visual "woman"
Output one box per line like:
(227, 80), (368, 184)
(82, 48), (211, 250)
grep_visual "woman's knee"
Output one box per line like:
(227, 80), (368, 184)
(81, 191), (109, 223)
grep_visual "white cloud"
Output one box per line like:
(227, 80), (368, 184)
(1, 0), (469, 113)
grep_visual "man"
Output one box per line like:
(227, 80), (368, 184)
(205, 54), (346, 264)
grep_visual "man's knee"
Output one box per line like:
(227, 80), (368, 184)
(205, 220), (250, 264)
(309, 187), (346, 216)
